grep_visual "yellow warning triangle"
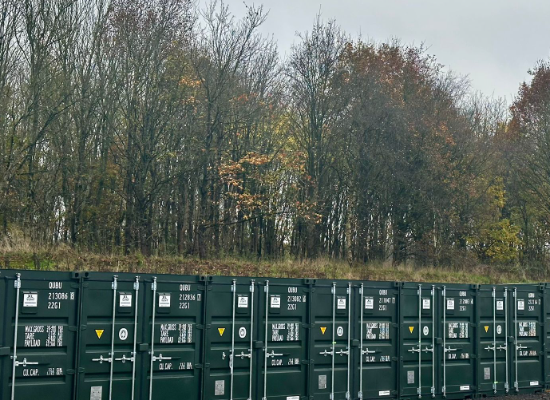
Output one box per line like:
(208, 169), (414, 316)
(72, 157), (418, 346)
(96, 330), (104, 339)
(320, 327), (327, 335)
(218, 327), (225, 336)
(409, 326), (414, 334)
(484, 326), (489, 333)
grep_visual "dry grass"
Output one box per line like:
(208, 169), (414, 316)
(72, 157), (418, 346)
(0, 244), (546, 284)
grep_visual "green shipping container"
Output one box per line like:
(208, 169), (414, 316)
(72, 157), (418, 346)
(0, 270), (80, 400)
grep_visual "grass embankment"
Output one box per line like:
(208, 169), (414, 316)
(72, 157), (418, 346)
(0, 243), (544, 284)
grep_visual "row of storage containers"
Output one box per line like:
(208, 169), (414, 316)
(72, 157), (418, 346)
(0, 269), (549, 400)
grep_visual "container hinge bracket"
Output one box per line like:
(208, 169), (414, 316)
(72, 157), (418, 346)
(14, 277), (20, 289)
(151, 280), (157, 291)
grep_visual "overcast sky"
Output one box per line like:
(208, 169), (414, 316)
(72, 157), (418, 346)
(199, 0), (550, 102)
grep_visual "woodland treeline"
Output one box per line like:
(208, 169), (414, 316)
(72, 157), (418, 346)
(1, 0), (550, 270)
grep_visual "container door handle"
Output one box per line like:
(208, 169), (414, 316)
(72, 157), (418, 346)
(13, 357), (39, 367)
(92, 355), (113, 364)
(362, 348), (376, 355)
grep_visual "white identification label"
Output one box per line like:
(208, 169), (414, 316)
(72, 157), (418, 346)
(447, 298), (455, 310)
(337, 298), (346, 309)
(517, 300), (525, 311)
(23, 292), (38, 307)
(530, 381), (539, 386)
(119, 328), (129, 341)
(286, 397), (300, 400)
(379, 391), (391, 396)
(120, 294), (132, 308)
(423, 326), (429, 336)
(422, 298), (430, 310)
(460, 385), (470, 391)
(159, 293), (171, 308)
(496, 300), (504, 311)
(365, 297), (374, 310)
(90, 386), (102, 400)
(337, 326), (344, 336)
(270, 295), (281, 308)
(238, 295), (249, 308)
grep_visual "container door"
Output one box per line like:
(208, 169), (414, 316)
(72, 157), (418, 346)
(511, 286), (544, 392)
(203, 278), (256, 400)
(356, 283), (398, 400)
(0, 271), (79, 400)
(142, 276), (205, 400)
(311, 282), (352, 400)
(258, 279), (309, 400)
(400, 284), (437, 398)
(76, 273), (143, 400)
(439, 285), (475, 398)
(477, 286), (509, 396)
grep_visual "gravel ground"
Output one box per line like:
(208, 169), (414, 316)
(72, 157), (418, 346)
(495, 393), (549, 400)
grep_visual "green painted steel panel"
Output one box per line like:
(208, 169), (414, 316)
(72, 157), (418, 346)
(203, 276), (257, 400)
(477, 285), (510, 396)
(139, 274), (205, 400)
(509, 284), (544, 393)
(76, 272), (145, 400)
(399, 283), (437, 399)
(0, 270), (80, 400)
(257, 278), (310, 400)
(353, 282), (399, 400)
(310, 280), (352, 400)
(438, 284), (475, 399)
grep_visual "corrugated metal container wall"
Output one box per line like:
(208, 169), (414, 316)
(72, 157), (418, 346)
(439, 284), (476, 399)
(258, 278), (310, 400)
(0, 270), (80, 400)
(399, 283), (437, 399)
(353, 281), (400, 400)
(509, 284), (544, 392)
(477, 285), (510, 397)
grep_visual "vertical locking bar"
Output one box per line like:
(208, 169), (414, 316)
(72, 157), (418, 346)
(442, 286), (446, 397)
(131, 276), (140, 400)
(10, 273), (21, 400)
(109, 276), (118, 400)
(149, 277), (158, 400)
(248, 280), (255, 400)
(431, 286), (435, 398)
(359, 283), (364, 399)
(346, 283), (351, 400)
(492, 287), (497, 392)
(504, 288), (509, 392)
(230, 280), (237, 400)
(331, 283), (336, 400)
(263, 280), (269, 400)
(418, 284), (422, 398)
(514, 287), (518, 392)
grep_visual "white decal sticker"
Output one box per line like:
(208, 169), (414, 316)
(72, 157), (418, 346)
(460, 385), (470, 391)
(379, 391), (391, 396)
(119, 328), (128, 341)
(270, 295), (281, 308)
(530, 381), (539, 386)
(23, 292), (38, 308)
(237, 295), (248, 308)
(337, 298), (347, 309)
(496, 300), (504, 311)
(159, 294), (171, 308)
(286, 397), (300, 400)
(496, 325), (502, 335)
(407, 370), (415, 384)
(337, 326), (344, 337)
(517, 299), (524, 311)
(119, 294), (132, 308)
(422, 298), (430, 310)
(239, 327), (247, 339)
(365, 297), (374, 310)
(423, 326), (429, 336)
(90, 386), (102, 400)
(447, 299), (455, 310)
(215, 380), (225, 395)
